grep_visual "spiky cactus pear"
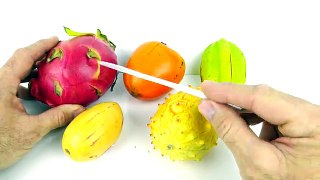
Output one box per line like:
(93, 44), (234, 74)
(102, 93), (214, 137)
(29, 27), (117, 107)
(148, 91), (218, 161)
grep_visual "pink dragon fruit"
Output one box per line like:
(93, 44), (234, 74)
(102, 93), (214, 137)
(30, 27), (117, 107)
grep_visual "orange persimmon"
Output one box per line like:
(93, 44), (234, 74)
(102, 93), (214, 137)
(123, 41), (185, 100)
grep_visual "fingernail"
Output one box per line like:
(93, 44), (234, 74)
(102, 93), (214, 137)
(198, 100), (216, 120)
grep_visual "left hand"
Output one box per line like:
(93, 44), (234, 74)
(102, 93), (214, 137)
(0, 37), (85, 169)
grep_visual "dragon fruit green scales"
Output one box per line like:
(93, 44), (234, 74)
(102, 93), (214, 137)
(30, 27), (117, 107)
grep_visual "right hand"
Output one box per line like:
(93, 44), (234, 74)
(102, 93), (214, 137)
(198, 81), (320, 179)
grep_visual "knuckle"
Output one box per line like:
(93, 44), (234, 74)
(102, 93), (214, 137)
(14, 48), (28, 57)
(14, 47), (36, 61)
(253, 84), (272, 96)
(56, 111), (67, 127)
(214, 112), (233, 141)
(250, 84), (273, 109)
(5, 48), (27, 69)
(37, 39), (47, 44)
(224, 82), (233, 86)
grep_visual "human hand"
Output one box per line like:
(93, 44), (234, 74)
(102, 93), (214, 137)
(0, 37), (85, 169)
(198, 81), (320, 179)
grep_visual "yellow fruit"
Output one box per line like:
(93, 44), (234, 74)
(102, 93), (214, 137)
(148, 91), (218, 161)
(62, 102), (123, 161)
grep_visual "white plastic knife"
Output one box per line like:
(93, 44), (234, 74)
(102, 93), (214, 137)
(99, 61), (206, 98)
(98, 61), (249, 112)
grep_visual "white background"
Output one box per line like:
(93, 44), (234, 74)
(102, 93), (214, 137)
(0, 0), (320, 179)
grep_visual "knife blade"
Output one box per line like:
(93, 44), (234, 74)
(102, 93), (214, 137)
(99, 61), (248, 112)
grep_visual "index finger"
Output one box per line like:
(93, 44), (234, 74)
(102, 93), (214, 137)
(201, 80), (309, 125)
(5, 36), (59, 80)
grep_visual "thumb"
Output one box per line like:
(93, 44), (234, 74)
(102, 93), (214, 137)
(198, 100), (260, 156)
(36, 104), (85, 134)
